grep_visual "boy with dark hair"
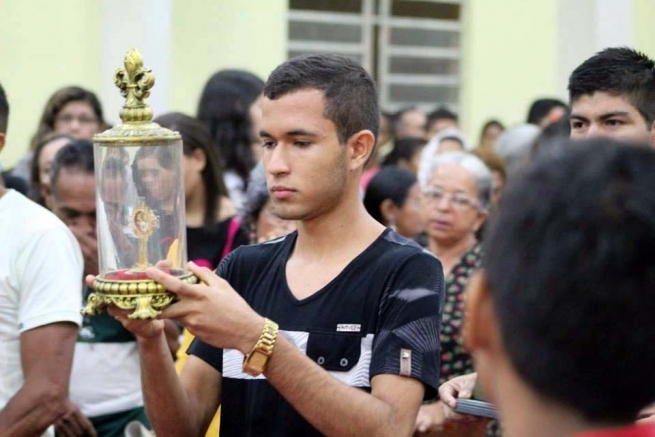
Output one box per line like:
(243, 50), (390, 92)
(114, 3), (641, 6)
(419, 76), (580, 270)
(426, 107), (458, 138)
(107, 54), (444, 437)
(568, 47), (655, 145)
(526, 98), (568, 127)
(465, 138), (655, 436)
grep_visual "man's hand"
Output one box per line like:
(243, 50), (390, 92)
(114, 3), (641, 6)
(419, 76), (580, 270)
(439, 373), (477, 410)
(155, 262), (264, 354)
(72, 228), (98, 277)
(414, 402), (446, 434)
(54, 402), (97, 437)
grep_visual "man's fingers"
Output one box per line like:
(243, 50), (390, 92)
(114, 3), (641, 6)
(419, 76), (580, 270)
(85, 275), (95, 288)
(76, 412), (97, 437)
(146, 267), (196, 297)
(458, 389), (472, 399)
(187, 261), (221, 287)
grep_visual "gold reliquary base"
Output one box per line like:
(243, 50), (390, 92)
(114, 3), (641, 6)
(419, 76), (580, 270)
(81, 271), (198, 320)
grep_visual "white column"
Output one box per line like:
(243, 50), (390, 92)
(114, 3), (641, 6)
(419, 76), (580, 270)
(557, 0), (633, 97)
(595, 0), (632, 50)
(101, 0), (172, 125)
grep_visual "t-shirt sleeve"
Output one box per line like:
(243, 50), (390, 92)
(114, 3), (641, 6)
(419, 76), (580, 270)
(369, 251), (445, 400)
(187, 248), (241, 371)
(16, 225), (84, 333)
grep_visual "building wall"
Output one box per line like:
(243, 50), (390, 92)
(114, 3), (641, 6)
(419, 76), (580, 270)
(0, 0), (287, 169)
(459, 0), (560, 144)
(633, 0), (655, 57)
(0, 1), (102, 168)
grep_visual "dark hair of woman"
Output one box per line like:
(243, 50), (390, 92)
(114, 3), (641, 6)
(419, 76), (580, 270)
(364, 166), (417, 225)
(154, 112), (228, 227)
(382, 137), (426, 167)
(30, 132), (75, 205)
(196, 70), (264, 186)
(30, 86), (105, 150)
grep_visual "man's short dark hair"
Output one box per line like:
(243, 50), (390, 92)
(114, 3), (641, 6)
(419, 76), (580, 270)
(568, 47), (655, 125)
(50, 140), (94, 196)
(263, 54), (380, 147)
(484, 138), (655, 423)
(526, 98), (567, 125)
(427, 107), (457, 128)
(0, 82), (9, 134)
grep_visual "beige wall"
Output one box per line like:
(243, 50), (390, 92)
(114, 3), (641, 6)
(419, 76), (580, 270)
(0, 1), (102, 168)
(633, 0), (655, 57)
(169, 0), (288, 116)
(459, 0), (560, 145)
(0, 0), (287, 170)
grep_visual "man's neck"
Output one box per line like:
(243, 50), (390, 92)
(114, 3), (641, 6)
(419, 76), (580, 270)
(294, 187), (384, 263)
(0, 180), (7, 199)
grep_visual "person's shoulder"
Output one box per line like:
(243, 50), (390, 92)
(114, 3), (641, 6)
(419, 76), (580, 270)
(217, 232), (292, 278)
(1, 190), (69, 233)
(379, 230), (437, 260)
(231, 232), (291, 259)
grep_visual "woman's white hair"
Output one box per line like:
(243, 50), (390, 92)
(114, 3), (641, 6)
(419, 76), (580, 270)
(420, 151), (493, 211)
(418, 127), (470, 188)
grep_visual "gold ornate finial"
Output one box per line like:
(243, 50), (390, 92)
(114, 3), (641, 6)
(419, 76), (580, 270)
(113, 48), (155, 123)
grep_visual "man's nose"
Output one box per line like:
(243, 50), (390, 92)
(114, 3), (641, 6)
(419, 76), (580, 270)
(266, 144), (291, 175)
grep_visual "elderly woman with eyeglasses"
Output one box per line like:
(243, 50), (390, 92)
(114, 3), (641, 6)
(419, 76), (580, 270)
(414, 151), (493, 435)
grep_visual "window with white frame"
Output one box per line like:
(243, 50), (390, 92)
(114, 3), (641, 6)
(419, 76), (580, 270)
(288, 0), (462, 113)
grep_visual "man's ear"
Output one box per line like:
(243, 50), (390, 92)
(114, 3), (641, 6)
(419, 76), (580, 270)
(347, 129), (376, 171)
(464, 271), (501, 353)
(0, 133), (5, 154)
(380, 198), (396, 223)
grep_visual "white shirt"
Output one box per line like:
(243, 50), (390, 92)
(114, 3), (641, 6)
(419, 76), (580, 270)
(0, 190), (83, 436)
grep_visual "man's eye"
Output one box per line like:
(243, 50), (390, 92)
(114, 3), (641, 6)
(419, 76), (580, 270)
(606, 119), (623, 127)
(262, 141), (275, 149)
(294, 141), (311, 147)
(571, 121), (584, 129)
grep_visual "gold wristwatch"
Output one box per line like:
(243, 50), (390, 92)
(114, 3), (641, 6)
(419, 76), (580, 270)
(243, 318), (279, 376)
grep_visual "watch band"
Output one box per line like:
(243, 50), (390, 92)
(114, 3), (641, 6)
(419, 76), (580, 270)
(242, 318), (279, 376)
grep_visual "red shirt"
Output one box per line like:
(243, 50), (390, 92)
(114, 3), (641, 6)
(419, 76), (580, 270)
(575, 425), (655, 437)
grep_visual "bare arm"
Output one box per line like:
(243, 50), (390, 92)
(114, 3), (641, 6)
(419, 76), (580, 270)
(0, 322), (77, 436)
(107, 307), (221, 437)
(265, 335), (425, 437)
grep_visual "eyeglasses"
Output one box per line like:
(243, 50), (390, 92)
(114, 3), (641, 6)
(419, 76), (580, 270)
(422, 188), (481, 211)
(55, 114), (99, 125)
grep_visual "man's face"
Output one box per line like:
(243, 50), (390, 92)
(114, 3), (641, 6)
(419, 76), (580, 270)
(399, 110), (427, 139)
(260, 89), (350, 221)
(52, 169), (97, 240)
(570, 92), (654, 145)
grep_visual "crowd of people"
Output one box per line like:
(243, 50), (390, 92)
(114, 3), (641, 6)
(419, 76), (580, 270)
(0, 45), (654, 437)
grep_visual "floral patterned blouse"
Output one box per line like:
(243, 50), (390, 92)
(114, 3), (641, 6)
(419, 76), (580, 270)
(439, 242), (483, 385)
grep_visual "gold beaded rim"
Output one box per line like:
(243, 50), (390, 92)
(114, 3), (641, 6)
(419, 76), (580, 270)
(93, 272), (198, 295)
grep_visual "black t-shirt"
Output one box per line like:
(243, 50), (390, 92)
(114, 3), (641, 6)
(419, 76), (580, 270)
(188, 228), (444, 437)
(187, 217), (249, 270)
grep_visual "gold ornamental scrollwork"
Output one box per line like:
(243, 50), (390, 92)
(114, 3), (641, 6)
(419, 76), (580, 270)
(114, 48), (155, 124)
(81, 273), (199, 320)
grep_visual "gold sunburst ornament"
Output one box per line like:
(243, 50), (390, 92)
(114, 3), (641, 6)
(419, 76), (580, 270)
(81, 48), (196, 320)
